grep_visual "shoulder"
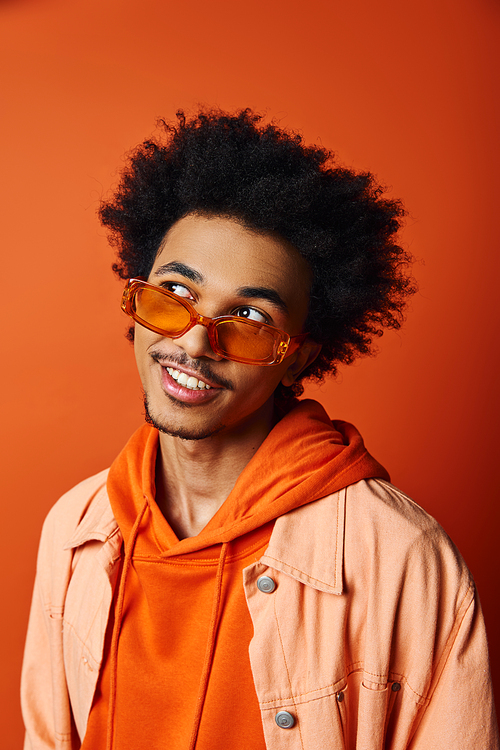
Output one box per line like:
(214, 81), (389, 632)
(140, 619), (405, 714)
(38, 469), (112, 560)
(345, 477), (460, 554)
(43, 468), (110, 529)
(344, 478), (473, 608)
(346, 477), (446, 538)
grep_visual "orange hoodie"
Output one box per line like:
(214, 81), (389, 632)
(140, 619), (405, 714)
(82, 399), (389, 750)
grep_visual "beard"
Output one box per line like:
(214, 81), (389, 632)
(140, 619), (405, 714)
(143, 393), (227, 441)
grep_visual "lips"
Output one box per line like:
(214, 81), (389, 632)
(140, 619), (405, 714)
(156, 361), (222, 405)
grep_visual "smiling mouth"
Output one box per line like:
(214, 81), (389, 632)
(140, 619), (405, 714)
(166, 367), (212, 391)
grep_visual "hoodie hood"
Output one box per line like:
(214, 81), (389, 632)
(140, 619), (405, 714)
(108, 398), (389, 555)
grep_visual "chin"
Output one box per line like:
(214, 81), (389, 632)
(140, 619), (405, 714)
(143, 395), (226, 441)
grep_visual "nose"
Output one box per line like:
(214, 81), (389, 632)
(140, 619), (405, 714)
(172, 319), (223, 362)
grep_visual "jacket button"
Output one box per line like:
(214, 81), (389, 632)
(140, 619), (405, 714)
(275, 711), (295, 728)
(392, 682), (401, 692)
(257, 575), (276, 593)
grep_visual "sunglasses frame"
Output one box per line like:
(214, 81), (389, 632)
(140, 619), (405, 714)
(121, 278), (308, 366)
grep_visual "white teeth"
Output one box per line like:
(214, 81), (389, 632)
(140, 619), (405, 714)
(166, 367), (211, 390)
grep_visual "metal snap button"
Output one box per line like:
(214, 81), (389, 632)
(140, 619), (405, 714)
(257, 575), (276, 593)
(275, 711), (295, 728)
(392, 682), (401, 692)
(336, 691), (344, 702)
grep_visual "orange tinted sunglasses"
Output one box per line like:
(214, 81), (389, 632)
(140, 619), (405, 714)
(121, 278), (308, 366)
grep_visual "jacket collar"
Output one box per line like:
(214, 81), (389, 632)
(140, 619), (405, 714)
(61, 478), (346, 595)
(63, 480), (119, 550)
(259, 488), (346, 595)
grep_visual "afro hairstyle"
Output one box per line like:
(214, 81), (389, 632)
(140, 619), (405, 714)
(99, 108), (416, 401)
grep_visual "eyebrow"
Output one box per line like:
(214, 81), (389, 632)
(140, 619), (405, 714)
(236, 286), (289, 314)
(153, 262), (288, 314)
(154, 262), (204, 284)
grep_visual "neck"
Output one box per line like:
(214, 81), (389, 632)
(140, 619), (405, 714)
(155, 401), (276, 539)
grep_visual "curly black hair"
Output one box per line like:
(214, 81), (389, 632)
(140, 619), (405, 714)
(100, 108), (415, 399)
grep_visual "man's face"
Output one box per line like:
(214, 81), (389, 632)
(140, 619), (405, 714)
(134, 213), (313, 440)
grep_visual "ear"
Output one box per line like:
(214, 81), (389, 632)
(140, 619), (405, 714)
(280, 338), (322, 387)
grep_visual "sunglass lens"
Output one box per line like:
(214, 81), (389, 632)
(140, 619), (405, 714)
(215, 320), (277, 363)
(135, 287), (190, 334)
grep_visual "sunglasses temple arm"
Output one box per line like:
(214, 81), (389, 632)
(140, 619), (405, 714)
(284, 334), (309, 358)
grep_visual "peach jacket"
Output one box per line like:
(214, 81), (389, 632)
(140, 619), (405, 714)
(22, 471), (499, 749)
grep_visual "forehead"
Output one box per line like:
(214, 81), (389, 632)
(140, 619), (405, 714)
(151, 213), (311, 311)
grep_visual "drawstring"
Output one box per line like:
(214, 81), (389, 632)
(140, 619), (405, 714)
(187, 541), (229, 750)
(106, 496), (149, 750)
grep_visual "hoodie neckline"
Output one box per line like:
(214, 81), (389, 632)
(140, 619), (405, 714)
(106, 399), (389, 559)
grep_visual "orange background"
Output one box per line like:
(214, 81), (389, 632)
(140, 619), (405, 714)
(1, 0), (499, 743)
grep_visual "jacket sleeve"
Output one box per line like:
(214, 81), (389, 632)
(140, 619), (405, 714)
(408, 584), (499, 749)
(22, 572), (54, 749)
(21, 513), (80, 750)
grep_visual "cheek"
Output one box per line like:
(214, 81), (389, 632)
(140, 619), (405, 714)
(133, 326), (156, 378)
(238, 364), (289, 402)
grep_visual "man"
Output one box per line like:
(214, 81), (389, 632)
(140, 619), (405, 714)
(22, 109), (498, 749)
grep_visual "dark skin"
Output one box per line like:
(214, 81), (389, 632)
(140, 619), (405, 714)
(134, 213), (321, 539)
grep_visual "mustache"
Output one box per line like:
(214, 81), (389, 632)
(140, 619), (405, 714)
(150, 350), (234, 390)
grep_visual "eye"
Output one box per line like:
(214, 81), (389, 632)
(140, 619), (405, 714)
(234, 306), (270, 324)
(161, 281), (195, 300)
